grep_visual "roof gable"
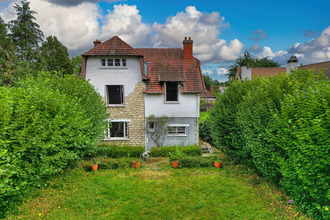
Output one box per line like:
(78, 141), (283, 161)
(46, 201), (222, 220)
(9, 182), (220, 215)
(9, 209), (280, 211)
(82, 36), (142, 56)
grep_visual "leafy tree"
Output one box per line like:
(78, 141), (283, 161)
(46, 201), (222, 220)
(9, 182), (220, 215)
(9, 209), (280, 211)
(39, 36), (73, 75)
(71, 55), (82, 75)
(9, 0), (44, 62)
(227, 50), (280, 80)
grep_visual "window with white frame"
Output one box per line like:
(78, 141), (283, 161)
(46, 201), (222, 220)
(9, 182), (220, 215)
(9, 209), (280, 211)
(101, 58), (127, 68)
(167, 124), (189, 136)
(165, 82), (179, 102)
(106, 85), (124, 105)
(104, 119), (130, 140)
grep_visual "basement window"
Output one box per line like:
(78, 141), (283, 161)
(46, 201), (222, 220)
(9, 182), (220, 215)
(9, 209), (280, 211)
(167, 124), (189, 136)
(106, 85), (124, 105)
(104, 119), (130, 140)
(165, 82), (179, 102)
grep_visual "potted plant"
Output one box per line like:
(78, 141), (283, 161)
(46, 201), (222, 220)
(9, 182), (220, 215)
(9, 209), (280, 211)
(169, 146), (184, 168)
(133, 160), (141, 168)
(214, 160), (221, 168)
(91, 158), (99, 171)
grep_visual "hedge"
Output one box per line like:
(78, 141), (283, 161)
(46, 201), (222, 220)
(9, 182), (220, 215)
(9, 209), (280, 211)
(211, 69), (330, 219)
(179, 155), (218, 168)
(150, 145), (202, 157)
(0, 72), (108, 217)
(95, 144), (145, 158)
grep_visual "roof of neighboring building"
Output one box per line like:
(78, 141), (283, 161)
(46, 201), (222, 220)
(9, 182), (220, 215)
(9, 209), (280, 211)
(137, 48), (205, 94)
(252, 67), (286, 79)
(201, 89), (216, 99)
(299, 61), (330, 80)
(82, 36), (143, 56)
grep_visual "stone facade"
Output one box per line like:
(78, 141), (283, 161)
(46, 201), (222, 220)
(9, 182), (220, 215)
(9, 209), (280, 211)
(105, 82), (145, 146)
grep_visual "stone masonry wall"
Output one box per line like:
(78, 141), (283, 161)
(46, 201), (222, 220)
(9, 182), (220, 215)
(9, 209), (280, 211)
(105, 82), (145, 146)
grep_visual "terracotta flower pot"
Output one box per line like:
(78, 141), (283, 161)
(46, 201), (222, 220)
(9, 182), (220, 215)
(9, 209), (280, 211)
(91, 164), (98, 171)
(172, 160), (179, 168)
(214, 162), (221, 168)
(133, 161), (141, 168)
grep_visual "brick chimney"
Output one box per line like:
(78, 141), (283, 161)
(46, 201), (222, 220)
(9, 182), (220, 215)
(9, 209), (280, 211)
(183, 37), (193, 60)
(210, 86), (214, 94)
(93, 39), (101, 48)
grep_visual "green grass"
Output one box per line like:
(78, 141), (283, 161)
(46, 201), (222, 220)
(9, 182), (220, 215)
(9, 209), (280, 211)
(7, 154), (308, 220)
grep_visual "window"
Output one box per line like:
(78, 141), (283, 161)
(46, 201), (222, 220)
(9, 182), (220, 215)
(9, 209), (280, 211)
(167, 124), (189, 136)
(106, 85), (124, 105)
(101, 58), (127, 68)
(148, 122), (155, 132)
(165, 82), (179, 102)
(104, 120), (130, 140)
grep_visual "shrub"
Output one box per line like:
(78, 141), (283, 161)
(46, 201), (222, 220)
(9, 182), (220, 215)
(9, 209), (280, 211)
(150, 145), (201, 157)
(95, 144), (145, 158)
(98, 158), (139, 169)
(0, 72), (107, 217)
(179, 155), (218, 168)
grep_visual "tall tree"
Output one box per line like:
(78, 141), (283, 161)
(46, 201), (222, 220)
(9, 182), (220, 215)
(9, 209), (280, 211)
(227, 51), (280, 80)
(71, 56), (82, 76)
(9, 0), (43, 62)
(39, 36), (73, 75)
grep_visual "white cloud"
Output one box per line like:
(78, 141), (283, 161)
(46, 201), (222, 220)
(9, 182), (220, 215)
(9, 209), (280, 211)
(152, 6), (243, 63)
(100, 4), (152, 47)
(216, 68), (228, 76)
(202, 70), (214, 75)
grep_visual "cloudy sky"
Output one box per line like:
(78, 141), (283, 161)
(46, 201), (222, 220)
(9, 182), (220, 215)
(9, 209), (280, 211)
(1, 0), (330, 82)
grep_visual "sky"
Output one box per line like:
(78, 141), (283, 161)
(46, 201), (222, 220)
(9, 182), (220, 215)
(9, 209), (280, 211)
(1, 0), (330, 82)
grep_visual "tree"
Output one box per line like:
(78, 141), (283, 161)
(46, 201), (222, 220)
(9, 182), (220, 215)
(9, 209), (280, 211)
(227, 50), (280, 80)
(9, 0), (44, 62)
(202, 74), (221, 94)
(71, 56), (82, 75)
(39, 36), (73, 75)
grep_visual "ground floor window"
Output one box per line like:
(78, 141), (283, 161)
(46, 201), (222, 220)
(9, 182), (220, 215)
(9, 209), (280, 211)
(104, 119), (130, 140)
(167, 124), (189, 136)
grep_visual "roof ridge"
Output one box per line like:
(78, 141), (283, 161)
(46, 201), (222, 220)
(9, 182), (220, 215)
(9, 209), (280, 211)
(300, 60), (330, 66)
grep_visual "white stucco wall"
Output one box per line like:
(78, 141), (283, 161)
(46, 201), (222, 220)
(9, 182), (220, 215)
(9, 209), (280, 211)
(145, 93), (200, 118)
(241, 66), (252, 80)
(85, 56), (142, 98)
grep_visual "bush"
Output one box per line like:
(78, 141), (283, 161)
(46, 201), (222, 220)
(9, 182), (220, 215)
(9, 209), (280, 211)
(98, 158), (139, 169)
(0, 72), (108, 217)
(179, 155), (218, 168)
(150, 145), (201, 157)
(95, 144), (145, 158)
(211, 69), (330, 218)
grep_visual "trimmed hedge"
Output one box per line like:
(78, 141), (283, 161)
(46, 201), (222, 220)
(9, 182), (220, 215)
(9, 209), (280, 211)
(98, 158), (139, 169)
(150, 145), (202, 157)
(211, 69), (330, 219)
(179, 155), (218, 168)
(95, 144), (145, 158)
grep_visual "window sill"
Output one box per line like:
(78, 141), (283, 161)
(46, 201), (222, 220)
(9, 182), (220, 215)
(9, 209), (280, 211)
(100, 67), (128, 69)
(167, 134), (188, 137)
(107, 104), (125, 108)
(164, 101), (180, 104)
(104, 138), (130, 141)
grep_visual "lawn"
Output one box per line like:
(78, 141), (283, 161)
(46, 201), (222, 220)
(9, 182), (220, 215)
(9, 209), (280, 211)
(7, 153), (308, 219)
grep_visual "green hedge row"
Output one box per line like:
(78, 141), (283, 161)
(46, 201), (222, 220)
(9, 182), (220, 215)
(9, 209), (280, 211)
(98, 158), (139, 169)
(150, 145), (202, 157)
(95, 144), (145, 158)
(0, 72), (108, 217)
(179, 155), (218, 168)
(210, 69), (330, 219)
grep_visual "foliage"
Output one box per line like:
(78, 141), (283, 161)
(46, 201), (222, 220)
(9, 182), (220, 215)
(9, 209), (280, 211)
(94, 144), (145, 158)
(71, 56), (82, 76)
(0, 72), (107, 218)
(199, 111), (213, 143)
(179, 155), (218, 167)
(38, 36), (73, 75)
(150, 145), (201, 157)
(168, 146), (184, 162)
(97, 157), (140, 169)
(211, 68), (330, 218)
(227, 50), (280, 80)
(147, 114), (169, 147)
(9, 0), (44, 62)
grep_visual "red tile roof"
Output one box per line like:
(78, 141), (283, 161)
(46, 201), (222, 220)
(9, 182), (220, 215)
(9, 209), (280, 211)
(82, 36), (143, 56)
(137, 48), (205, 94)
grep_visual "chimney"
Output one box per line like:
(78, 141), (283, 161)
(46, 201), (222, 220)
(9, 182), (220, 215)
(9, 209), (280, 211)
(210, 86), (214, 94)
(183, 37), (193, 60)
(286, 56), (298, 73)
(93, 39), (101, 48)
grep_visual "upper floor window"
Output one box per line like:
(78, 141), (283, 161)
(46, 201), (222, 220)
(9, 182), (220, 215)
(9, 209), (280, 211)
(101, 58), (127, 68)
(165, 82), (179, 102)
(106, 85), (124, 105)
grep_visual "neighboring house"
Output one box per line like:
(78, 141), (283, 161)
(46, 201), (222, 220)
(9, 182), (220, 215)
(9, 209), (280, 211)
(234, 56), (330, 80)
(79, 36), (205, 152)
(201, 86), (216, 102)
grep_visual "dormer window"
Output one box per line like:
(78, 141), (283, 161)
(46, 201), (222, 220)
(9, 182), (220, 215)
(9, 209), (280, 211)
(101, 58), (127, 68)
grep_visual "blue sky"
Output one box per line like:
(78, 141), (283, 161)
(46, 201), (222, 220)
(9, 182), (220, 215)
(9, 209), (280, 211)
(1, 0), (330, 82)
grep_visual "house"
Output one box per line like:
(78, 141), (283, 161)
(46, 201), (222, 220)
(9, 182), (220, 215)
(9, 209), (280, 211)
(79, 36), (205, 152)
(201, 86), (216, 102)
(234, 56), (330, 80)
